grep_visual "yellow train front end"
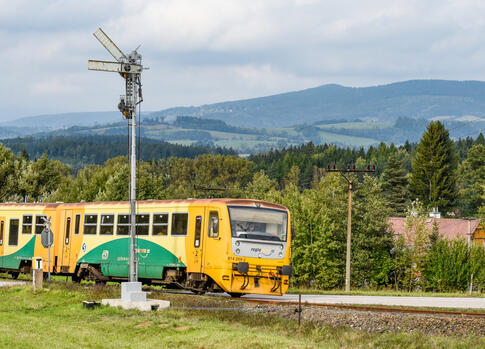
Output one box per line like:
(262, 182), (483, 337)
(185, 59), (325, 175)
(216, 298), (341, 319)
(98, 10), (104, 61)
(198, 200), (292, 296)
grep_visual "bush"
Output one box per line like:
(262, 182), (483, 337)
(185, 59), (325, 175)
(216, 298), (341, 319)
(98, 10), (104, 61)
(424, 238), (485, 292)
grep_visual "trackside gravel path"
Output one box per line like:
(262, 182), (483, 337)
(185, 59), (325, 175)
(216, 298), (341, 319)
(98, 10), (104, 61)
(242, 294), (485, 309)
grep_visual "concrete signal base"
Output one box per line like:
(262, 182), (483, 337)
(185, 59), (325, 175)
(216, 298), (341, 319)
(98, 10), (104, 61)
(101, 298), (170, 311)
(102, 282), (170, 312)
(121, 282), (146, 302)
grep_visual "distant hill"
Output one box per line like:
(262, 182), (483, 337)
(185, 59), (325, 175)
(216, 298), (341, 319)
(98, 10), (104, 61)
(0, 111), (122, 129)
(1, 80), (484, 150)
(151, 80), (485, 128)
(14, 115), (483, 154)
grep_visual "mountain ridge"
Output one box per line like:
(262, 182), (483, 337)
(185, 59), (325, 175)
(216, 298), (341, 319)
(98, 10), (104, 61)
(3, 79), (485, 132)
(152, 79), (485, 128)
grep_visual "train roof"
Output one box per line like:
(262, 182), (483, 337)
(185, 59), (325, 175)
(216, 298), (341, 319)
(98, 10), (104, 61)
(0, 199), (287, 211)
(0, 202), (60, 209)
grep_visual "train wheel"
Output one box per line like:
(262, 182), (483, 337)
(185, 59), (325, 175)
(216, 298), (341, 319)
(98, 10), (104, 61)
(10, 272), (19, 280)
(228, 292), (244, 298)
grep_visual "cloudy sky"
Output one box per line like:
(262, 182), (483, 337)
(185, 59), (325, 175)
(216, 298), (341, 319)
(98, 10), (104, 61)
(2, 0), (485, 121)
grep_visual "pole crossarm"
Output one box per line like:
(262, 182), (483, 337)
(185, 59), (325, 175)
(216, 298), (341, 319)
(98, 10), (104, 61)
(193, 185), (227, 191)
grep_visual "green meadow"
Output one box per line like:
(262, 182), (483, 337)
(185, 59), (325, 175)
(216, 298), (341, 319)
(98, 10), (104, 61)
(0, 280), (484, 348)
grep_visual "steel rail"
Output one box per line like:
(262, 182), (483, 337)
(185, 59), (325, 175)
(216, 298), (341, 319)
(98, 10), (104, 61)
(146, 288), (485, 317)
(239, 297), (485, 318)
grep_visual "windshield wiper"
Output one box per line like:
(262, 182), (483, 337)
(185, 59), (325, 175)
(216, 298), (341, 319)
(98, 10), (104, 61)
(237, 233), (281, 241)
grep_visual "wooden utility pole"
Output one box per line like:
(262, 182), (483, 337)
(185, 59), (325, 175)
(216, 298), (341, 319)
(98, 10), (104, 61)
(326, 164), (375, 292)
(346, 180), (352, 292)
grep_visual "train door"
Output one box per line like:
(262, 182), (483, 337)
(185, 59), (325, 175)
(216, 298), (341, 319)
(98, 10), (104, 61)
(186, 206), (205, 273)
(0, 217), (4, 268)
(201, 207), (223, 271)
(60, 210), (73, 273)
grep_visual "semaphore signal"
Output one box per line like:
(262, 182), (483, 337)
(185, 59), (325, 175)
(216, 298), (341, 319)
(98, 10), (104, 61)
(89, 28), (146, 285)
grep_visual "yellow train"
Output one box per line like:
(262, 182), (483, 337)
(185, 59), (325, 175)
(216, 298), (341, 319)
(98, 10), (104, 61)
(0, 199), (292, 296)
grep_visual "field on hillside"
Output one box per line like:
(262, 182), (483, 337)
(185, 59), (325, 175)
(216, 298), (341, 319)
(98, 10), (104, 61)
(1, 278), (485, 348)
(3, 114), (484, 155)
(46, 119), (387, 151)
(315, 121), (394, 130)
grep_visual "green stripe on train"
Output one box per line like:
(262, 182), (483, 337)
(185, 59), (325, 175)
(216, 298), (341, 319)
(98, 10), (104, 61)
(77, 238), (185, 279)
(0, 236), (36, 269)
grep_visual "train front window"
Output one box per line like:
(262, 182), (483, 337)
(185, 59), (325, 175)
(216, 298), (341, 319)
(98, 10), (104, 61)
(228, 206), (288, 242)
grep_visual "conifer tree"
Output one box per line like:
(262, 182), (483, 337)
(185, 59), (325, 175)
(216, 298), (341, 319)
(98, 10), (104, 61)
(410, 121), (457, 213)
(457, 144), (485, 216)
(475, 132), (485, 146)
(0, 144), (16, 201)
(380, 152), (409, 216)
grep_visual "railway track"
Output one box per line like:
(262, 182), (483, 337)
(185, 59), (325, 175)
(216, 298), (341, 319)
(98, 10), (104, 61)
(240, 297), (485, 318)
(3, 277), (484, 319)
(149, 289), (485, 318)
(4, 279), (485, 335)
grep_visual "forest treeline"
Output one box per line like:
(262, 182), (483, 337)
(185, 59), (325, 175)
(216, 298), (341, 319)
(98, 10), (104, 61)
(0, 135), (235, 170)
(0, 121), (484, 290)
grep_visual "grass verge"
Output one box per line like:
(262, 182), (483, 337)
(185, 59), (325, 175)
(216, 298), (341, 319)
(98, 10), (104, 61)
(0, 282), (484, 348)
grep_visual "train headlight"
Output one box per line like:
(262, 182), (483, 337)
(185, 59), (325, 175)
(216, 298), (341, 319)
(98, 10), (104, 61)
(235, 241), (240, 246)
(279, 252), (283, 257)
(236, 248), (240, 254)
(279, 245), (283, 250)
(258, 253), (262, 258)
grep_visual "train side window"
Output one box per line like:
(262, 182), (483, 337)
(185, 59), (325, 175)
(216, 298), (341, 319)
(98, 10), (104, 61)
(152, 213), (168, 236)
(136, 214), (149, 235)
(208, 211), (219, 238)
(83, 214), (98, 235)
(8, 219), (19, 246)
(100, 214), (114, 235)
(0, 221), (4, 245)
(65, 217), (71, 245)
(172, 213), (188, 236)
(117, 214), (130, 235)
(22, 215), (32, 234)
(35, 215), (47, 234)
(194, 216), (202, 247)
(74, 214), (81, 235)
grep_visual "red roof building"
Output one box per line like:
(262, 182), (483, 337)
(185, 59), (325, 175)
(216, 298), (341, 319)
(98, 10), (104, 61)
(389, 217), (484, 245)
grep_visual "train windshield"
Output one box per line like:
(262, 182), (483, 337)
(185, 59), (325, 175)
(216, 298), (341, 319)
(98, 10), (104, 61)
(228, 206), (288, 242)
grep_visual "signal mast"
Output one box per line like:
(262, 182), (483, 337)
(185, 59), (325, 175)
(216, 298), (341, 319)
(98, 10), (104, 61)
(88, 28), (144, 285)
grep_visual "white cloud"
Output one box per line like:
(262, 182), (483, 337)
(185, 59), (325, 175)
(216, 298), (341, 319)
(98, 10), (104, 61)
(29, 74), (83, 96)
(2, 0), (485, 121)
